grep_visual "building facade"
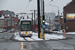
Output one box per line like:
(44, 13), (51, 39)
(0, 13), (5, 28)
(0, 10), (18, 30)
(0, 19), (5, 28)
(64, 0), (75, 32)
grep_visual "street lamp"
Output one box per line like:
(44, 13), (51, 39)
(49, 4), (61, 30)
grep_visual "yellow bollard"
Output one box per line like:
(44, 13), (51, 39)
(40, 33), (41, 38)
(43, 33), (45, 39)
(63, 29), (66, 37)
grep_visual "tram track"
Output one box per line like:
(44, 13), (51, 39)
(39, 42), (54, 50)
(23, 36), (75, 50)
(30, 38), (75, 50)
(39, 40), (75, 50)
(56, 34), (75, 46)
(57, 39), (75, 46)
(24, 38), (54, 50)
(24, 38), (38, 50)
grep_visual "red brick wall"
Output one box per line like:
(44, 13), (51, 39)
(64, 0), (75, 32)
(0, 11), (5, 16)
(65, 21), (75, 32)
(14, 17), (18, 30)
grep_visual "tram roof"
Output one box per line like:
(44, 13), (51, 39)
(20, 19), (32, 21)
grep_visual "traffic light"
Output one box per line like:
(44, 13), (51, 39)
(43, 20), (45, 23)
(43, 15), (45, 23)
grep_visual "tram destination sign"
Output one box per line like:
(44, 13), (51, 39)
(22, 22), (30, 24)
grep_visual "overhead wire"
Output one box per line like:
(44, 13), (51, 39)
(45, 0), (53, 6)
(23, 2), (30, 12)
(22, 1), (32, 18)
(23, 0), (33, 12)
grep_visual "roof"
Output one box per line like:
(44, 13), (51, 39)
(0, 15), (4, 19)
(1, 10), (15, 17)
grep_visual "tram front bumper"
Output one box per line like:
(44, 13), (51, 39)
(20, 34), (32, 37)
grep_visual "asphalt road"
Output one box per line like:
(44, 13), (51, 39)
(0, 32), (75, 50)
(0, 31), (14, 42)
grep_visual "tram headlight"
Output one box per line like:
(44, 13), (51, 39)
(21, 32), (24, 34)
(30, 31), (32, 34)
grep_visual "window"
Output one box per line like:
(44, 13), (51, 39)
(0, 14), (2, 17)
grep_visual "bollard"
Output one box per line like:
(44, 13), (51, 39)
(63, 29), (66, 37)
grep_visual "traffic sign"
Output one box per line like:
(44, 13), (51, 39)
(58, 24), (60, 27)
(41, 23), (47, 29)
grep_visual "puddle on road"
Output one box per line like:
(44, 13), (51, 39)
(23, 45), (27, 48)
(21, 42), (28, 49)
(21, 42), (24, 49)
(20, 42), (32, 49)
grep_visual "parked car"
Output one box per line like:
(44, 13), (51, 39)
(3, 29), (7, 32)
(44, 28), (53, 33)
(0, 29), (3, 33)
(9, 29), (15, 33)
(52, 28), (59, 31)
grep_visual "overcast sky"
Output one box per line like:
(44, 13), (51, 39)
(0, 0), (72, 15)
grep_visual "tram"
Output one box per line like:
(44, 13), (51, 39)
(19, 19), (32, 37)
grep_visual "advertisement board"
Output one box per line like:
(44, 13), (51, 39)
(66, 13), (75, 20)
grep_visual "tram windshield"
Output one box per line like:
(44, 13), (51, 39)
(20, 21), (32, 31)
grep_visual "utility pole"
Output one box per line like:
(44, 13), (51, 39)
(43, 0), (45, 39)
(30, 10), (37, 25)
(58, 9), (61, 31)
(41, 0), (43, 39)
(37, 0), (40, 38)
(49, 17), (51, 28)
(30, 10), (37, 31)
(32, 12), (33, 31)
(41, 0), (45, 39)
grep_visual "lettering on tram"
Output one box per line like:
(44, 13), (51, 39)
(19, 19), (32, 38)
(22, 22), (30, 24)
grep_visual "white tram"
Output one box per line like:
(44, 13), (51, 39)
(19, 19), (32, 37)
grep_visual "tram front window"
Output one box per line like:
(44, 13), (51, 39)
(21, 25), (32, 31)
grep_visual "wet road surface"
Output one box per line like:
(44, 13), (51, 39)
(0, 32), (75, 50)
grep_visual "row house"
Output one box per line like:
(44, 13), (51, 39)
(0, 14), (5, 28)
(0, 10), (18, 30)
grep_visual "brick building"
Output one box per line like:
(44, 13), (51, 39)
(64, 0), (75, 32)
(0, 10), (18, 30)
